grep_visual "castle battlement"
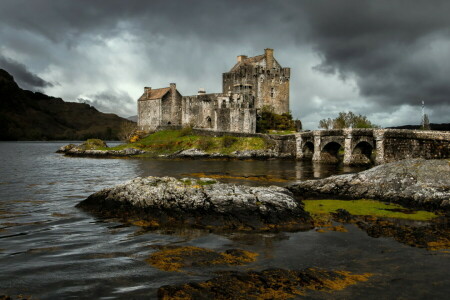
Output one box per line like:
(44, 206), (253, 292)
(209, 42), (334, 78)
(137, 49), (290, 133)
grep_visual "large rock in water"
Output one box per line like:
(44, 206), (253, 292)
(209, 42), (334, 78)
(77, 176), (313, 231)
(288, 159), (450, 211)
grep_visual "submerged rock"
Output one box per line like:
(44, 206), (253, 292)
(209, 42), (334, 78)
(288, 159), (450, 211)
(77, 176), (313, 232)
(158, 268), (372, 299)
(146, 245), (258, 272)
(327, 209), (450, 251)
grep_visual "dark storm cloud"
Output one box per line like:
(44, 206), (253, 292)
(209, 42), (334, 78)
(0, 0), (298, 43)
(300, 0), (450, 108)
(77, 90), (135, 117)
(0, 0), (448, 125)
(0, 54), (53, 90)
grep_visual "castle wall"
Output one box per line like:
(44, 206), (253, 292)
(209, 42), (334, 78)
(168, 84), (182, 126)
(138, 98), (161, 131)
(182, 94), (219, 128)
(182, 93), (256, 133)
(222, 64), (290, 115)
(257, 68), (290, 114)
(138, 49), (289, 134)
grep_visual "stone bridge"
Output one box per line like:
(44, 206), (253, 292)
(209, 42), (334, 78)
(295, 129), (450, 165)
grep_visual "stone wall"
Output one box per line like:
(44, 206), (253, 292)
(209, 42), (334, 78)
(182, 94), (218, 128)
(182, 93), (256, 133)
(375, 129), (450, 163)
(138, 98), (161, 131)
(222, 49), (290, 115)
(295, 129), (450, 165)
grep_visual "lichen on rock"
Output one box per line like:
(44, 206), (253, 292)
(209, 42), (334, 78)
(76, 176), (313, 232)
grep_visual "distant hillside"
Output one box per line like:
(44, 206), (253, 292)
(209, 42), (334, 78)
(0, 69), (134, 140)
(127, 115), (138, 122)
(387, 123), (450, 131)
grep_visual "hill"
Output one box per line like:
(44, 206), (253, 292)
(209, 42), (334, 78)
(0, 69), (133, 140)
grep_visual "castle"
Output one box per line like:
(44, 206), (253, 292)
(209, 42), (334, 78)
(137, 49), (290, 133)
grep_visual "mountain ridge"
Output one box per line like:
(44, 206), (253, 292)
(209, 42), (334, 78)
(0, 69), (133, 140)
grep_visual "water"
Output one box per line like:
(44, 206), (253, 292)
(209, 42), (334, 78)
(0, 142), (449, 299)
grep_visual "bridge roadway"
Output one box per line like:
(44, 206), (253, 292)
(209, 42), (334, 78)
(295, 129), (450, 165)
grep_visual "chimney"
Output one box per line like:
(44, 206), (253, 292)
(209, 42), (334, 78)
(144, 87), (151, 98)
(265, 48), (274, 68)
(170, 83), (176, 94)
(237, 55), (248, 63)
(198, 88), (206, 95)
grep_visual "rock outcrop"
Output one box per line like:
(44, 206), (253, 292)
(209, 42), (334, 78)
(288, 159), (450, 211)
(164, 148), (287, 159)
(77, 176), (313, 231)
(57, 139), (145, 157)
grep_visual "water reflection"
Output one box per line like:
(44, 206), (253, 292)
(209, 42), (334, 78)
(133, 158), (369, 186)
(0, 142), (448, 299)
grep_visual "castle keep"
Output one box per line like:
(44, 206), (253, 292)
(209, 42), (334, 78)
(138, 49), (290, 133)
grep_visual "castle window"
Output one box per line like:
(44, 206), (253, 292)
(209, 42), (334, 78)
(271, 88), (274, 98)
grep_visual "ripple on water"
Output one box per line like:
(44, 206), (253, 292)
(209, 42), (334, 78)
(0, 142), (449, 299)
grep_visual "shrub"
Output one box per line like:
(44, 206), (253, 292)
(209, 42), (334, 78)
(222, 135), (238, 148)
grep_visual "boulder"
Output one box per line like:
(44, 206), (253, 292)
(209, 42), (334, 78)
(169, 148), (210, 158)
(288, 159), (450, 211)
(77, 176), (313, 231)
(56, 143), (76, 153)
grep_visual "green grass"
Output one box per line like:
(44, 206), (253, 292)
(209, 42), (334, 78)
(304, 199), (438, 221)
(267, 130), (296, 135)
(102, 130), (267, 156)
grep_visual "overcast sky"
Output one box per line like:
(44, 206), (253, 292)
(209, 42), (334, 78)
(0, 0), (449, 129)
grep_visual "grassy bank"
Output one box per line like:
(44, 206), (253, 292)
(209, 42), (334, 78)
(102, 129), (268, 156)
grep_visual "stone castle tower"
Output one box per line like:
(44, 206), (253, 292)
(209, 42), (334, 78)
(222, 48), (290, 114)
(138, 49), (290, 133)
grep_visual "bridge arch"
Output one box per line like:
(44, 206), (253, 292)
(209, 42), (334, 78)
(302, 141), (314, 160)
(350, 141), (373, 165)
(320, 141), (344, 163)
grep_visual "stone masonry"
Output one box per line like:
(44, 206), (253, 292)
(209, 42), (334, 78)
(295, 129), (450, 165)
(137, 49), (290, 133)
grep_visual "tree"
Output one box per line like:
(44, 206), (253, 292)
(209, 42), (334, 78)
(318, 111), (378, 129)
(256, 105), (297, 133)
(117, 121), (137, 142)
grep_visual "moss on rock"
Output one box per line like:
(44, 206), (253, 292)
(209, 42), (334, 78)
(157, 268), (372, 299)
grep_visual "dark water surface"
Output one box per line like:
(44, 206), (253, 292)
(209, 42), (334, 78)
(0, 142), (449, 299)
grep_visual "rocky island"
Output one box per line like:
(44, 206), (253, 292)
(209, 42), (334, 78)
(288, 158), (450, 211)
(77, 176), (313, 232)
(57, 129), (295, 159)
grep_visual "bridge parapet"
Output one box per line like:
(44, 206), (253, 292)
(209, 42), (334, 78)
(295, 129), (450, 165)
(374, 129), (450, 164)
